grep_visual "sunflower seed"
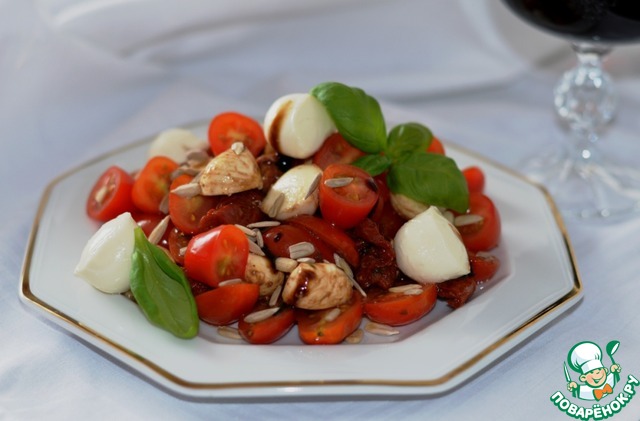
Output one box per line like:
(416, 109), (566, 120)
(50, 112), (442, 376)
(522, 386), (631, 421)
(334, 254), (354, 278)
(179, 246), (187, 257)
(171, 182), (202, 198)
(275, 257), (298, 273)
(93, 184), (109, 205)
(248, 240), (265, 256)
(296, 257), (316, 264)
(323, 308), (341, 323)
(454, 213), (484, 227)
(288, 242), (315, 260)
(345, 329), (364, 344)
(231, 142), (246, 155)
(365, 322), (399, 336)
(388, 284), (423, 293)
(269, 284), (282, 307)
(235, 224), (257, 237)
(158, 193), (170, 214)
(186, 149), (210, 164)
(246, 220), (281, 229)
(217, 326), (242, 340)
(254, 229), (264, 248)
(148, 215), (170, 245)
(441, 210), (455, 224)
(243, 306), (280, 323)
(267, 193), (285, 218)
(403, 288), (424, 296)
(304, 173), (322, 199)
(323, 177), (354, 188)
(218, 278), (243, 287)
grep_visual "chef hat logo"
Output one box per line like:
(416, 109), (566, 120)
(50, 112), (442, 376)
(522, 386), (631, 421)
(567, 341), (604, 375)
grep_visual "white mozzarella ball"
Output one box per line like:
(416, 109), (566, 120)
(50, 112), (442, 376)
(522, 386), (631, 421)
(394, 207), (470, 284)
(263, 93), (336, 159)
(74, 212), (138, 293)
(260, 163), (322, 220)
(148, 128), (208, 163)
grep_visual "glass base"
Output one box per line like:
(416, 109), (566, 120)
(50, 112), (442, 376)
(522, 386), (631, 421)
(521, 147), (640, 219)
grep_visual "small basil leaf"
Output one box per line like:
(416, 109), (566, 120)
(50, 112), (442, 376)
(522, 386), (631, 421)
(386, 123), (433, 161)
(352, 154), (393, 177)
(386, 152), (469, 213)
(130, 227), (199, 339)
(311, 82), (386, 154)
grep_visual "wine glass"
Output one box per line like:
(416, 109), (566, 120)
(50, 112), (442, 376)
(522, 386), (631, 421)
(501, 0), (640, 219)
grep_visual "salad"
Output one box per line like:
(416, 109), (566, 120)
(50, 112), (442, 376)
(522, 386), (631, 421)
(74, 82), (501, 344)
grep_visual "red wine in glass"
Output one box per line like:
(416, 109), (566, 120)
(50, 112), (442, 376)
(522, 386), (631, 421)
(501, 0), (640, 218)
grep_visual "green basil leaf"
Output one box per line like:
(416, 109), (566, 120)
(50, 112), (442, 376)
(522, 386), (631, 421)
(352, 154), (393, 177)
(311, 82), (386, 154)
(386, 123), (433, 161)
(130, 227), (199, 339)
(386, 152), (469, 213)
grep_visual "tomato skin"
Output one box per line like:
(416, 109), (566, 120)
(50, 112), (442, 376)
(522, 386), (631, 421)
(86, 166), (136, 222)
(184, 225), (249, 288)
(195, 283), (260, 326)
(427, 136), (445, 155)
(457, 193), (501, 252)
(319, 164), (379, 230)
(288, 215), (360, 267)
(208, 112), (266, 157)
(364, 284), (437, 326)
(467, 252), (500, 283)
(238, 304), (296, 344)
(312, 133), (366, 170)
(132, 156), (179, 214)
(296, 292), (363, 345)
(168, 174), (218, 234)
(262, 224), (336, 263)
(462, 166), (485, 194)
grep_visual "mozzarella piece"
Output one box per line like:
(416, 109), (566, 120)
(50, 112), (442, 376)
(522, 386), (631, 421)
(282, 262), (353, 310)
(147, 128), (208, 163)
(244, 254), (284, 296)
(263, 93), (336, 159)
(74, 212), (137, 294)
(199, 143), (263, 195)
(394, 207), (470, 284)
(260, 163), (321, 220)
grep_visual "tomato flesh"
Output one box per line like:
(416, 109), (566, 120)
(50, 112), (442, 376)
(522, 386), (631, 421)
(312, 133), (366, 170)
(208, 112), (266, 157)
(296, 292), (363, 345)
(168, 174), (218, 234)
(86, 166), (136, 222)
(364, 284), (437, 326)
(132, 156), (178, 214)
(288, 215), (360, 267)
(457, 192), (501, 252)
(427, 136), (445, 155)
(195, 283), (260, 326)
(184, 225), (249, 288)
(319, 164), (379, 230)
(238, 303), (296, 344)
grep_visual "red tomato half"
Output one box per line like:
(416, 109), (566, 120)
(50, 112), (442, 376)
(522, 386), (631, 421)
(312, 133), (366, 170)
(131, 156), (178, 214)
(195, 283), (260, 326)
(427, 136), (445, 155)
(168, 174), (218, 234)
(296, 292), (363, 345)
(319, 164), (379, 230)
(462, 166), (485, 194)
(86, 166), (136, 222)
(184, 225), (249, 288)
(262, 224), (336, 263)
(208, 112), (266, 157)
(288, 215), (360, 267)
(364, 283), (437, 326)
(457, 193), (501, 252)
(238, 303), (296, 344)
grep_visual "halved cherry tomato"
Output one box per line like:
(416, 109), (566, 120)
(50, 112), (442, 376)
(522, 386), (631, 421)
(131, 212), (165, 237)
(131, 156), (178, 214)
(296, 292), (363, 344)
(312, 133), (367, 170)
(86, 166), (136, 222)
(184, 225), (249, 288)
(462, 166), (485, 194)
(467, 252), (500, 283)
(167, 226), (191, 266)
(195, 282), (260, 326)
(168, 174), (218, 234)
(262, 224), (336, 263)
(208, 112), (266, 157)
(364, 283), (437, 326)
(457, 193), (501, 252)
(319, 164), (379, 230)
(427, 136), (445, 155)
(238, 303), (296, 344)
(288, 215), (360, 267)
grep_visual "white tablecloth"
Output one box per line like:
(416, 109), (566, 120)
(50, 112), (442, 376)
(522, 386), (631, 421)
(3, 1), (640, 419)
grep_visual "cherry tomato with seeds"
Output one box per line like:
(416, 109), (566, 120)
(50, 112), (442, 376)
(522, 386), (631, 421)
(312, 133), (366, 170)
(195, 282), (260, 326)
(86, 166), (136, 222)
(462, 166), (485, 194)
(168, 174), (218, 234)
(262, 224), (336, 263)
(131, 156), (178, 214)
(319, 164), (379, 230)
(288, 215), (360, 267)
(208, 112), (266, 157)
(364, 283), (437, 326)
(238, 303), (296, 344)
(296, 292), (363, 345)
(184, 224), (249, 288)
(457, 192), (501, 252)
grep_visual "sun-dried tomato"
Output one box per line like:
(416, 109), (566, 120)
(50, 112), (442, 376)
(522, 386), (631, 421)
(197, 189), (266, 232)
(437, 277), (476, 309)
(351, 219), (398, 290)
